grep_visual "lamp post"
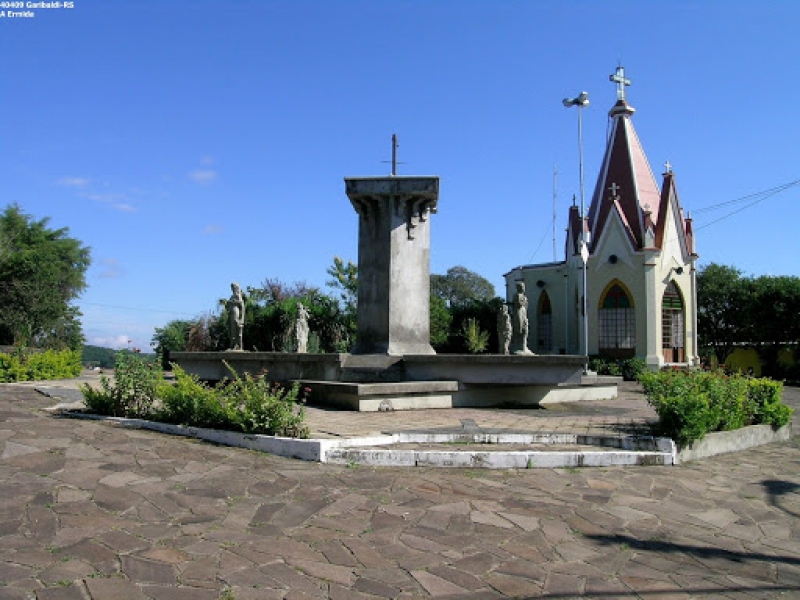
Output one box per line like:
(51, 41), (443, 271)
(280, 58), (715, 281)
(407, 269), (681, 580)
(563, 91), (590, 373)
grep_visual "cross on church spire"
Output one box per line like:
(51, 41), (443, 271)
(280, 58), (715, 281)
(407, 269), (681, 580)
(609, 66), (631, 102)
(664, 160), (672, 173)
(609, 182), (621, 198)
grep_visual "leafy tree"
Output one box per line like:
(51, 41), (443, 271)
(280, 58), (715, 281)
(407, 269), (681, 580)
(698, 263), (800, 374)
(431, 265), (495, 307)
(326, 256), (358, 312)
(37, 305), (85, 351)
(223, 278), (354, 353)
(186, 315), (217, 352)
(251, 278), (314, 304)
(0, 204), (91, 348)
(748, 274), (800, 372)
(442, 297), (504, 353)
(82, 345), (118, 369)
(152, 319), (194, 368)
(325, 257), (359, 350)
(697, 263), (751, 364)
(430, 294), (452, 350)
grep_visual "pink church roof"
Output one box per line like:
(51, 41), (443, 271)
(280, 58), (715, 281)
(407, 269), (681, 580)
(586, 96), (662, 253)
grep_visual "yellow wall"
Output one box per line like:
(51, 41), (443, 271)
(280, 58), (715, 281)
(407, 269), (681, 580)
(725, 348), (762, 376)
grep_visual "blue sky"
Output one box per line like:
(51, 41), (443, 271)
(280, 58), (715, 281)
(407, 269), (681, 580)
(3, 1), (798, 351)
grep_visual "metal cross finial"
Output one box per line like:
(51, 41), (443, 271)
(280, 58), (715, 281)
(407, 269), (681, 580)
(391, 133), (398, 176)
(664, 160), (672, 173)
(609, 66), (631, 102)
(609, 182), (621, 197)
(381, 134), (406, 176)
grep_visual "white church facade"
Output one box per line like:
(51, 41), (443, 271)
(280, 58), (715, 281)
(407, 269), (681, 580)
(505, 67), (699, 369)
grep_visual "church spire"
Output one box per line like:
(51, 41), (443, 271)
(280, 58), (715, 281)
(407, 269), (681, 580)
(586, 66), (660, 251)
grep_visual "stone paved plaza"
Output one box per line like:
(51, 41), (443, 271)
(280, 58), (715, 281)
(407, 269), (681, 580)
(1, 377), (799, 599)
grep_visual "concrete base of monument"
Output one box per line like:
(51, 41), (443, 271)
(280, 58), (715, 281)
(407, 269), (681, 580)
(170, 351), (616, 412)
(295, 380), (619, 411)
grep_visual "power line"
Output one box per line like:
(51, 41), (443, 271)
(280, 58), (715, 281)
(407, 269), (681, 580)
(692, 178), (800, 215)
(80, 301), (197, 317)
(694, 179), (799, 231)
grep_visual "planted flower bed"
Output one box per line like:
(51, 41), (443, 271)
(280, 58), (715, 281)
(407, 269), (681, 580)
(80, 352), (309, 438)
(639, 369), (792, 447)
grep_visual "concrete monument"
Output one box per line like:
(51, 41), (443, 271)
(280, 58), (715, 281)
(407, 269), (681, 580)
(345, 176), (439, 355)
(172, 141), (614, 411)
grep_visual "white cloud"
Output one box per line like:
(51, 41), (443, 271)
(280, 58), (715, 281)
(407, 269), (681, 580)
(81, 192), (126, 203)
(78, 191), (137, 213)
(90, 334), (132, 349)
(57, 177), (90, 187)
(189, 169), (218, 184)
(97, 258), (124, 279)
(203, 224), (224, 235)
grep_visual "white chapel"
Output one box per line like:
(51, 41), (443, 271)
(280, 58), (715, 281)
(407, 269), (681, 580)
(505, 67), (699, 369)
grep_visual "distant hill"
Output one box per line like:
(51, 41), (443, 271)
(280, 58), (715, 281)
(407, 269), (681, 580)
(82, 346), (156, 368)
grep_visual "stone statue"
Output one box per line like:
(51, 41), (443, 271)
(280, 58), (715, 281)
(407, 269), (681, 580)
(512, 281), (532, 355)
(295, 302), (310, 354)
(227, 282), (245, 351)
(497, 304), (512, 355)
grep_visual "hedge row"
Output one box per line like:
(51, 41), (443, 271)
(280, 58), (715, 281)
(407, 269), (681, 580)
(81, 352), (309, 438)
(639, 370), (793, 446)
(0, 349), (82, 383)
(589, 357), (648, 381)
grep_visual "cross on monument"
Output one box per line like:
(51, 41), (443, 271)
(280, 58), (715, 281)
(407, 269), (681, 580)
(609, 66), (631, 102)
(609, 182), (621, 197)
(381, 134), (407, 176)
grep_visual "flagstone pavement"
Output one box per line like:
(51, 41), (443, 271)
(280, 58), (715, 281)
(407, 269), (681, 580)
(1, 375), (799, 599)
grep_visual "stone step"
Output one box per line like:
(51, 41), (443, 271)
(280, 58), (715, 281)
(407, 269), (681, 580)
(338, 355), (406, 382)
(296, 380), (459, 412)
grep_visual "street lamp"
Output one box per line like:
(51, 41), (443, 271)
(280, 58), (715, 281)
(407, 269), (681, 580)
(563, 91), (590, 373)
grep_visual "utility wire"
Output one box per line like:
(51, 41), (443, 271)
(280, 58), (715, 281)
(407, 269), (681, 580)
(526, 217), (557, 265)
(692, 178), (800, 215)
(80, 301), (197, 317)
(694, 179), (799, 231)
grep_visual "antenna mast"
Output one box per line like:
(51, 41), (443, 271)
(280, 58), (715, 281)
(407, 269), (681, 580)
(553, 164), (558, 261)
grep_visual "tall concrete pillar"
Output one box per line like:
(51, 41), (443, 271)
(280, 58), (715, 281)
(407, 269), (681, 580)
(345, 176), (439, 355)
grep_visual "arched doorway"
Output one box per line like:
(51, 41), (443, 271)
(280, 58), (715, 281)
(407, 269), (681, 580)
(662, 281), (685, 363)
(598, 281), (636, 359)
(537, 290), (553, 353)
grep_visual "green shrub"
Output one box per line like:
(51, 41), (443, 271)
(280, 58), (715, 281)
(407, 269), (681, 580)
(219, 366), (309, 438)
(151, 362), (310, 437)
(80, 354), (310, 439)
(0, 348), (82, 382)
(589, 358), (621, 377)
(621, 358), (647, 382)
(0, 352), (27, 382)
(640, 370), (793, 447)
(748, 378), (792, 428)
(461, 318), (489, 354)
(155, 365), (229, 429)
(81, 352), (161, 418)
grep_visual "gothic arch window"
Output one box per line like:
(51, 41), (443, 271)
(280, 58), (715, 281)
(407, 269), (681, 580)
(662, 281), (685, 363)
(537, 290), (553, 353)
(598, 280), (636, 358)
